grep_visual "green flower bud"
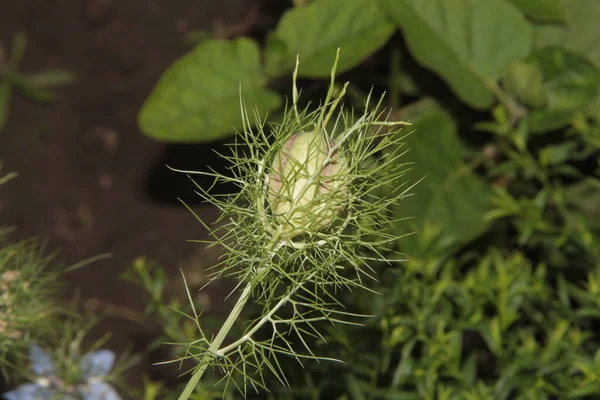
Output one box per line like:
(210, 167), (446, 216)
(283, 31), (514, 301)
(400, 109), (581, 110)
(267, 131), (348, 239)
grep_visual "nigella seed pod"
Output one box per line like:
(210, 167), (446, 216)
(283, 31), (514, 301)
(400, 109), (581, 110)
(267, 130), (348, 239)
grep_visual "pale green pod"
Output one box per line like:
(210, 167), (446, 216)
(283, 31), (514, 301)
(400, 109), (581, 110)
(267, 131), (348, 239)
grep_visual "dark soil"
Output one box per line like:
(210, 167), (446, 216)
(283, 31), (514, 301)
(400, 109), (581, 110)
(0, 0), (275, 394)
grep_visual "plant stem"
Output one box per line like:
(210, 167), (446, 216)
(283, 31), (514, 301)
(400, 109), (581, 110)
(178, 232), (281, 400)
(218, 270), (317, 355)
(487, 81), (527, 124)
(177, 280), (254, 400)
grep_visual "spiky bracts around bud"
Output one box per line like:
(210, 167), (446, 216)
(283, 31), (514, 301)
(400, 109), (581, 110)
(172, 49), (412, 399)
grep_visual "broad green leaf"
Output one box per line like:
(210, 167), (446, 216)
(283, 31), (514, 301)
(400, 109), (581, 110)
(139, 38), (282, 143)
(515, 48), (600, 132)
(380, 0), (532, 109)
(0, 81), (11, 131)
(394, 105), (492, 257)
(506, 0), (568, 22)
(533, 0), (600, 67)
(264, 0), (395, 78)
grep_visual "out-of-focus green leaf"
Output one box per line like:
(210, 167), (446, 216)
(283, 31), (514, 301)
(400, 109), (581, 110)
(506, 0), (568, 22)
(344, 374), (367, 400)
(138, 38), (282, 143)
(396, 72), (421, 97)
(9, 31), (27, 68)
(533, 0), (600, 122)
(539, 141), (578, 166)
(0, 80), (11, 131)
(586, 91), (600, 121)
(378, 392), (420, 400)
(26, 69), (76, 87)
(568, 382), (600, 398)
(533, 0), (600, 67)
(533, 49), (599, 111)
(264, 0), (395, 78)
(394, 105), (492, 257)
(505, 60), (546, 108)
(5, 71), (56, 104)
(565, 178), (600, 218)
(516, 48), (600, 132)
(380, 0), (532, 109)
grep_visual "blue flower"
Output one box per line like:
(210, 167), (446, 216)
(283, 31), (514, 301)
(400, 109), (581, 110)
(3, 344), (122, 400)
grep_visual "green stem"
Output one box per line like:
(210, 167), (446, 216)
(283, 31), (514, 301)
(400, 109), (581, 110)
(218, 270), (317, 355)
(177, 280), (254, 400)
(487, 81), (527, 124)
(178, 233), (281, 400)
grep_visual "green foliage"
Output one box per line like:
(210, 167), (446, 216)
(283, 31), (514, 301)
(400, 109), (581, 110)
(0, 162), (18, 185)
(508, 47), (600, 132)
(264, 0), (394, 78)
(138, 38), (282, 143)
(0, 232), (66, 377)
(122, 259), (241, 400)
(287, 247), (600, 399)
(393, 105), (492, 257)
(120, 257), (225, 351)
(381, 0), (532, 109)
(505, 0), (567, 22)
(0, 32), (75, 132)
(532, 0), (600, 122)
(533, 0), (600, 67)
